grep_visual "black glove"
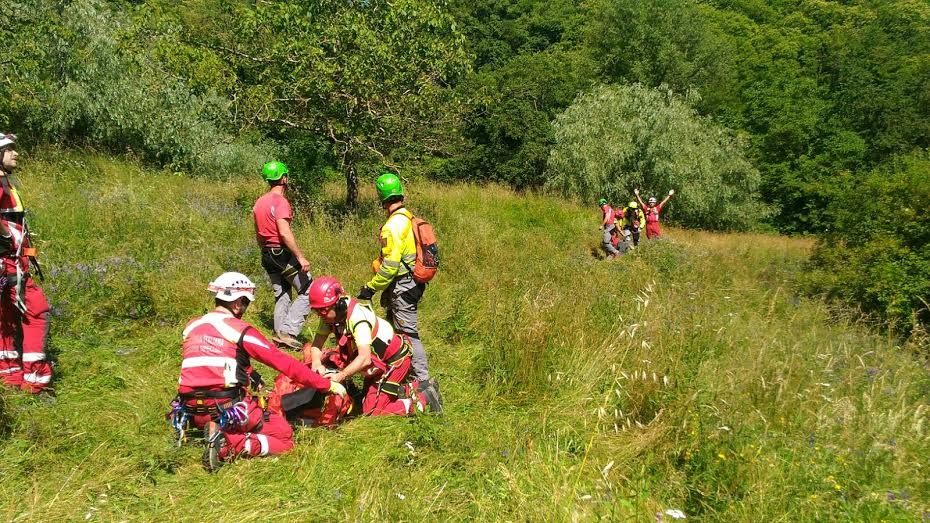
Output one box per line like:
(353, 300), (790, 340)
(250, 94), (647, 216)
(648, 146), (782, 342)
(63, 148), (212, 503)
(357, 286), (376, 301)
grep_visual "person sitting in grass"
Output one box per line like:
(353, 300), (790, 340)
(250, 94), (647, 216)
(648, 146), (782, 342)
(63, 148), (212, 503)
(175, 272), (345, 472)
(305, 276), (442, 416)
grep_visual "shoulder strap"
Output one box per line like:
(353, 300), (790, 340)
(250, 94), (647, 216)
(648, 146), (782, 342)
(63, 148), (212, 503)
(237, 326), (251, 351)
(346, 300), (376, 339)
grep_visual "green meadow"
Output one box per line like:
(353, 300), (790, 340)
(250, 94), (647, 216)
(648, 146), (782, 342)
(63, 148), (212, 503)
(0, 151), (927, 521)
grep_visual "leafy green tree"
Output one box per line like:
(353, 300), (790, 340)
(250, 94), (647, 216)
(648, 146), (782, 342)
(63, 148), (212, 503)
(444, 48), (594, 188)
(586, 0), (738, 111)
(805, 152), (930, 337)
(1, 0), (268, 174)
(547, 83), (769, 230)
(220, 0), (470, 206)
(445, 0), (593, 188)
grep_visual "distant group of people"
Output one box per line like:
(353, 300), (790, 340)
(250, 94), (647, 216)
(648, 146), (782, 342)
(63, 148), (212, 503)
(598, 189), (674, 259)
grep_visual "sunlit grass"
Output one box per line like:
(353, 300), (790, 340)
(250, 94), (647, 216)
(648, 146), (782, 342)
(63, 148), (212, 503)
(0, 151), (927, 521)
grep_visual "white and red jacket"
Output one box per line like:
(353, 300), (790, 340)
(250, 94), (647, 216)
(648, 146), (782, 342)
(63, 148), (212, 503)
(178, 309), (331, 394)
(0, 174), (31, 275)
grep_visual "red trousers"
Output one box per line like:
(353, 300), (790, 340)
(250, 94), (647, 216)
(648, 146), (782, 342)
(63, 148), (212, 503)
(362, 356), (426, 416)
(645, 222), (661, 239)
(0, 275), (52, 393)
(187, 397), (295, 459)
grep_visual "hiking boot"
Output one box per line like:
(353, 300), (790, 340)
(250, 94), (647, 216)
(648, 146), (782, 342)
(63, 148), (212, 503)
(420, 379), (443, 414)
(202, 422), (224, 473)
(272, 332), (302, 350)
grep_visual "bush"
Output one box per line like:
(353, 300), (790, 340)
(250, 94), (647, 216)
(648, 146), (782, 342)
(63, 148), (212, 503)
(804, 152), (930, 337)
(546, 84), (770, 230)
(0, 0), (273, 176)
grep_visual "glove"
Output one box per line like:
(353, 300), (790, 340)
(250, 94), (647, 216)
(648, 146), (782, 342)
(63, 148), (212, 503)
(329, 381), (347, 398)
(669, 189), (675, 195)
(357, 286), (376, 300)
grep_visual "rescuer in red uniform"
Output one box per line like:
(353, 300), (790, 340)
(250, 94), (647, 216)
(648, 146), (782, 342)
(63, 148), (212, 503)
(304, 276), (441, 416)
(175, 272), (346, 471)
(0, 133), (53, 393)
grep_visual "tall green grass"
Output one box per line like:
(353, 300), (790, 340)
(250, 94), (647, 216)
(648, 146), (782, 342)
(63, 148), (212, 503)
(0, 151), (927, 521)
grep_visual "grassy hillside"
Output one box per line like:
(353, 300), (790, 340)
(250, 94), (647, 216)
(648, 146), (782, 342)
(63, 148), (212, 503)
(1, 151), (928, 521)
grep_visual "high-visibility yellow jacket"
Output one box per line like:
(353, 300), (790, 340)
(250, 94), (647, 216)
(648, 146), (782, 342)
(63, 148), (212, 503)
(366, 208), (417, 291)
(619, 207), (645, 229)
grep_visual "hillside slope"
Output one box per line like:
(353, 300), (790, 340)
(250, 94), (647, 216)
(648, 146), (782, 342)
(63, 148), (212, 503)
(1, 152), (928, 521)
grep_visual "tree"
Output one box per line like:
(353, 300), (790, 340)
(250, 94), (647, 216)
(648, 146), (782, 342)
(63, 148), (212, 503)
(1, 0), (268, 175)
(225, 0), (470, 207)
(805, 151), (930, 337)
(546, 83), (769, 231)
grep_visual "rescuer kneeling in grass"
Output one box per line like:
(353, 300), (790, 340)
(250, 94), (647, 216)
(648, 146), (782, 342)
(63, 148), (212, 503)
(173, 272), (345, 472)
(0, 133), (53, 393)
(620, 201), (646, 248)
(305, 276), (442, 416)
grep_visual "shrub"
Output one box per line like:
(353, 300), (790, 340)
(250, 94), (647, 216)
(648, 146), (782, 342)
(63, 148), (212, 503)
(0, 0), (273, 176)
(804, 152), (930, 338)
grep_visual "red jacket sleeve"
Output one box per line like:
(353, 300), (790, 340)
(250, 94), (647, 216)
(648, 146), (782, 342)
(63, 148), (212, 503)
(240, 327), (332, 392)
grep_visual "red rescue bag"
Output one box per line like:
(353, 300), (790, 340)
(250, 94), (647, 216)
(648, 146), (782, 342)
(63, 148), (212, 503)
(267, 350), (354, 427)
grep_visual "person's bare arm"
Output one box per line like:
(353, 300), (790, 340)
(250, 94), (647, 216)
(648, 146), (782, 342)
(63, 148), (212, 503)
(660, 189), (674, 207)
(276, 218), (310, 272)
(633, 188), (645, 209)
(332, 342), (372, 383)
(303, 330), (330, 372)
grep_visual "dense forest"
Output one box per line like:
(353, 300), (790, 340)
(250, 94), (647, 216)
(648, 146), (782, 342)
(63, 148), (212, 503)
(1, 0), (927, 335)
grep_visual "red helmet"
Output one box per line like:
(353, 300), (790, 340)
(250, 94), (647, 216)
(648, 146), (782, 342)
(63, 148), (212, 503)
(308, 276), (344, 309)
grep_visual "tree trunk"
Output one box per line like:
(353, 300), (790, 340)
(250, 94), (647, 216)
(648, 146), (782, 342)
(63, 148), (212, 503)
(346, 162), (359, 209)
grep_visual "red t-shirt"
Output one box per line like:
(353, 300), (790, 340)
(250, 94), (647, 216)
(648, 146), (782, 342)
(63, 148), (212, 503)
(252, 192), (292, 247)
(0, 175), (24, 213)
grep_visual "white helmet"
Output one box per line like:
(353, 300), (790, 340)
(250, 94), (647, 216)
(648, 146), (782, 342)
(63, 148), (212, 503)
(0, 133), (16, 151)
(208, 272), (256, 302)
(648, 196), (657, 204)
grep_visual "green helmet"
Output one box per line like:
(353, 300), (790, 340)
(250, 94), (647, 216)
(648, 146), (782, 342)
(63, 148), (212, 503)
(262, 161), (289, 181)
(375, 172), (404, 202)
(598, 198), (607, 206)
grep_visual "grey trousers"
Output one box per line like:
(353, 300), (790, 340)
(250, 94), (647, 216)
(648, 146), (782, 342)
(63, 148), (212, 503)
(602, 224), (620, 256)
(382, 274), (430, 382)
(270, 272), (311, 337)
(261, 247), (312, 338)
